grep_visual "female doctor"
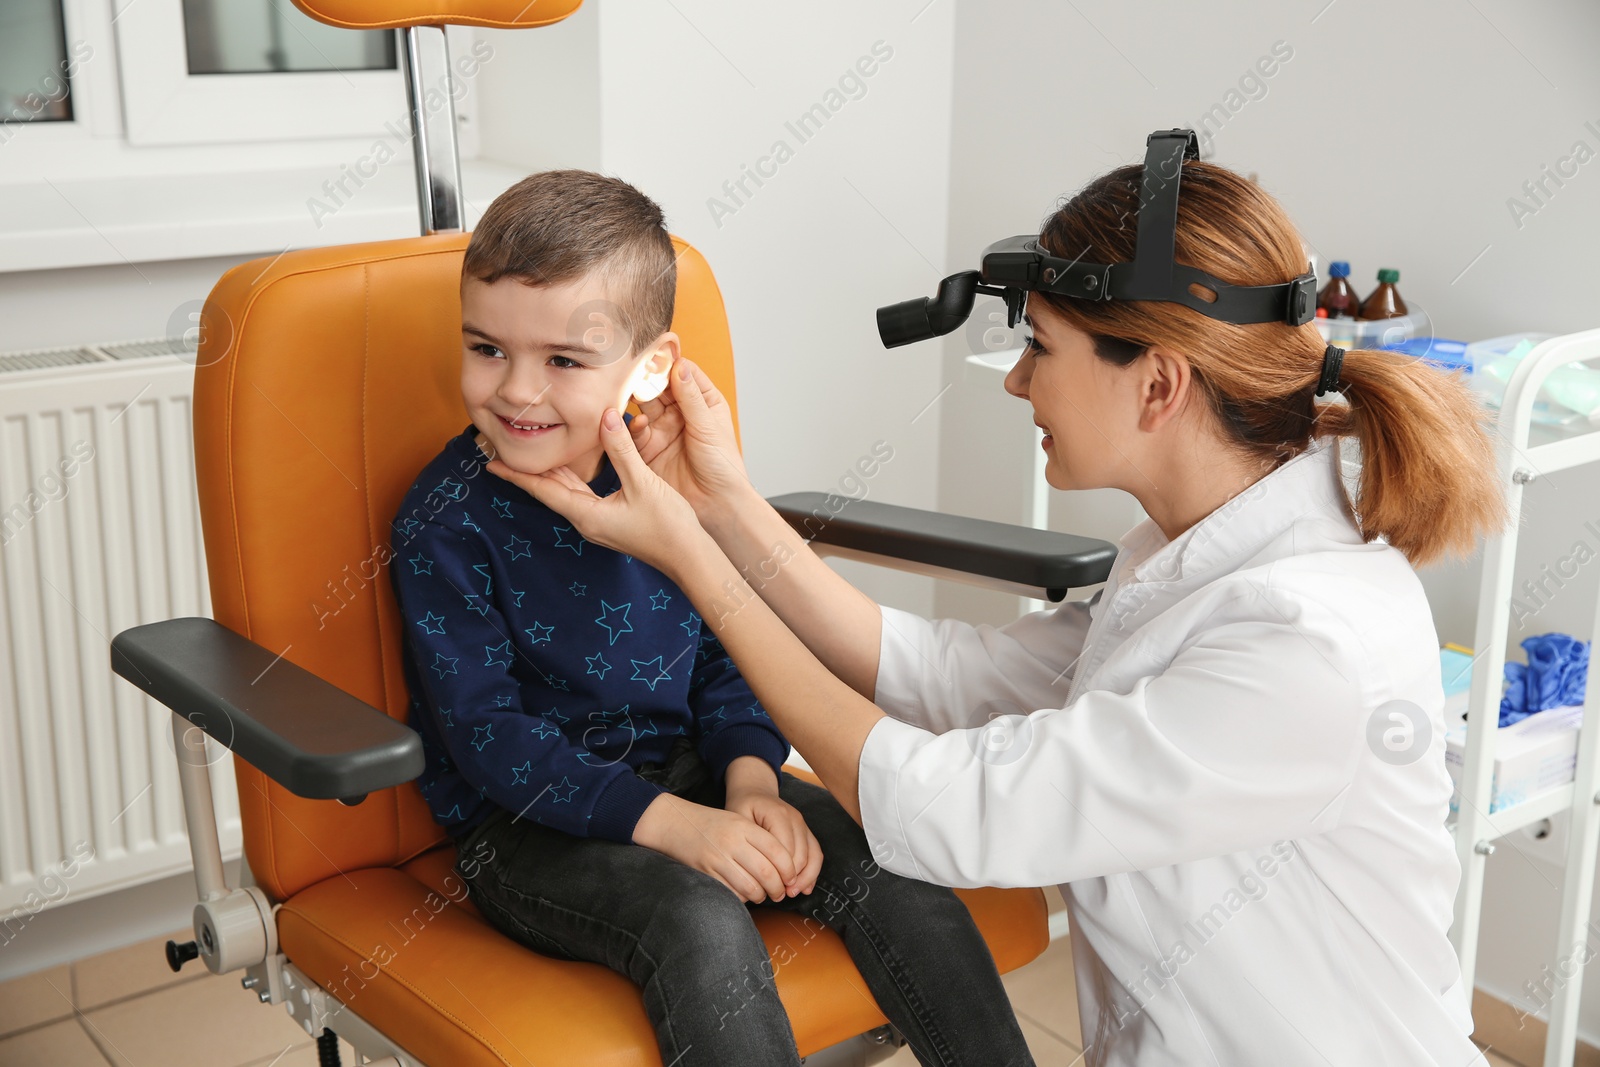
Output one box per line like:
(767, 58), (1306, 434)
(489, 158), (1508, 1065)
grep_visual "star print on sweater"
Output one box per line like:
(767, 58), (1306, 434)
(390, 421), (789, 843)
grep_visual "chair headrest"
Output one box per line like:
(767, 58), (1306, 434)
(290, 0), (583, 30)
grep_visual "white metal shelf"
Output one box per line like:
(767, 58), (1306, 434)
(1449, 328), (1600, 1067)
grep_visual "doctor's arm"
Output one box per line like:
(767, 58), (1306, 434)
(627, 357), (887, 700)
(668, 529), (886, 824)
(701, 476), (888, 701)
(697, 477), (1098, 736)
(858, 606), (1374, 888)
(641, 360), (1096, 718)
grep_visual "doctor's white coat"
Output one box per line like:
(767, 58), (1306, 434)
(856, 438), (1485, 1066)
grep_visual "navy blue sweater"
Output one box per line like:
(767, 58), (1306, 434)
(389, 421), (790, 843)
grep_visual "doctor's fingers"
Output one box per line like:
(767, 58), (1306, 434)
(626, 410), (658, 461)
(628, 405), (683, 467)
(486, 459), (591, 503)
(634, 388), (673, 431)
(542, 464), (592, 495)
(666, 356), (727, 433)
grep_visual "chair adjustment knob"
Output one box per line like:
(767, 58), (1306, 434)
(165, 939), (200, 973)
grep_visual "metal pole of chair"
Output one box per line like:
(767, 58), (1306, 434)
(172, 711), (228, 902)
(399, 26), (465, 235)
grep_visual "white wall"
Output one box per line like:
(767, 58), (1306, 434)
(938, 0), (1600, 1041)
(475, 2), (600, 174)
(596, 1), (956, 617)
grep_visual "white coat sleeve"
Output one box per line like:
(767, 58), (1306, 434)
(871, 599), (1094, 735)
(857, 606), (1368, 888)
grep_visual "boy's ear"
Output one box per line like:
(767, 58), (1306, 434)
(645, 332), (679, 373)
(626, 333), (680, 403)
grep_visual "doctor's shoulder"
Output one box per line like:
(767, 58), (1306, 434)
(1232, 548), (1440, 699)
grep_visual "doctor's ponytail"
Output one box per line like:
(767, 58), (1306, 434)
(1033, 161), (1507, 568)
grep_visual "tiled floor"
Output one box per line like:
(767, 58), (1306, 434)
(0, 933), (355, 1067)
(0, 887), (1530, 1066)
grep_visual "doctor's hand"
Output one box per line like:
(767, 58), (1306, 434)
(632, 793), (800, 904)
(485, 407), (704, 576)
(627, 357), (754, 526)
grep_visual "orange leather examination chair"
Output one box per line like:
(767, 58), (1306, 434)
(108, 3), (1118, 1064)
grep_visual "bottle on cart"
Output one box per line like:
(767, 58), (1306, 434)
(1317, 261), (1361, 319)
(1359, 268), (1408, 320)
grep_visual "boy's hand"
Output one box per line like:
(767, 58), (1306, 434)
(632, 793), (799, 904)
(724, 757), (822, 898)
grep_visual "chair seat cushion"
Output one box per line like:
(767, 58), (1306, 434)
(278, 846), (1047, 1066)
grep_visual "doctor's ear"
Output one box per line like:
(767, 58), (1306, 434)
(1135, 345), (1195, 433)
(625, 333), (681, 403)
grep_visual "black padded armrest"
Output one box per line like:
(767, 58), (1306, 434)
(767, 492), (1117, 600)
(110, 618), (423, 801)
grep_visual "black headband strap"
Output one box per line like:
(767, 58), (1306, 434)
(1128, 130), (1198, 298)
(1316, 344), (1346, 397)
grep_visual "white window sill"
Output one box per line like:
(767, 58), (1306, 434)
(0, 157), (528, 273)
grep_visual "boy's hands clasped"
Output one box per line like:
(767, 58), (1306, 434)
(720, 793), (822, 901)
(631, 761), (823, 905)
(722, 756), (822, 901)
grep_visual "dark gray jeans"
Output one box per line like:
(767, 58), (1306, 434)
(456, 736), (1036, 1066)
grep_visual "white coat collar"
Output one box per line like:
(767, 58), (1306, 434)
(1119, 437), (1357, 587)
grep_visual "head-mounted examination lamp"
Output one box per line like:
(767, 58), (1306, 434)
(875, 128), (1318, 348)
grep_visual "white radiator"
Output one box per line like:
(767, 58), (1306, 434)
(0, 339), (241, 926)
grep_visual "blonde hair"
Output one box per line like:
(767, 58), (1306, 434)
(1035, 160), (1507, 567)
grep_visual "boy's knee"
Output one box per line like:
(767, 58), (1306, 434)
(645, 866), (760, 946)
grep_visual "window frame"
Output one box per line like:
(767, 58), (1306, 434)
(0, 0), (484, 271)
(0, 0), (481, 180)
(113, 0), (406, 146)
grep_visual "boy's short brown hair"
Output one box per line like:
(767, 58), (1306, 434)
(463, 170), (676, 357)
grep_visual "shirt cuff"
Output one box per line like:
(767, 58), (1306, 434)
(587, 769), (666, 844)
(856, 714), (934, 883)
(698, 722), (790, 782)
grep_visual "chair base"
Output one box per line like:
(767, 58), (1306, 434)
(275, 957), (418, 1066)
(259, 954), (907, 1066)
(800, 1025), (905, 1066)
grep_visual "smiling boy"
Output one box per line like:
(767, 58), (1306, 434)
(387, 170), (1036, 1066)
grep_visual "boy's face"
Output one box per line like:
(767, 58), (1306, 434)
(460, 272), (676, 483)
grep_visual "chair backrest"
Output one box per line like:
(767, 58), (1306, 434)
(290, 0), (583, 29)
(195, 232), (741, 901)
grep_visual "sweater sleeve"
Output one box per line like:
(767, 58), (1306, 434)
(684, 610), (791, 781)
(393, 519), (664, 842)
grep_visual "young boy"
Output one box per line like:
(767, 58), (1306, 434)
(389, 170), (1036, 1066)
